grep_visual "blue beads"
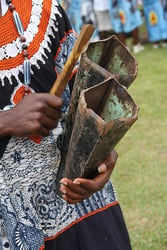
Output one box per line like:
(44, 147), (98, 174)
(7, 0), (31, 91)
(23, 59), (31, 86)
(13, 10), (24, 36)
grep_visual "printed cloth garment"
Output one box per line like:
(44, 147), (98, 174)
(0, 0), (131, 249)
(93, 0), (113, 32)
(109, 0), (143, 33)
(59, 0), (99, 41)
(43, 204), (132, 250)
(143, 0), (167, 42)
(93, 0), (110, 11)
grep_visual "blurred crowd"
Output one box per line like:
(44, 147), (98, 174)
(58, 0), (167, 53)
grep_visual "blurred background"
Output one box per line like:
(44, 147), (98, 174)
(114, 38), (167, 250)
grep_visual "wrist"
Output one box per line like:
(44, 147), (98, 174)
(0, 110), (12, 137)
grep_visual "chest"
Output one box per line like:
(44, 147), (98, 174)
(0, 0), (61, 109)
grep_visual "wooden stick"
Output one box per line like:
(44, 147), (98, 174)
(50, 24), (95, 96)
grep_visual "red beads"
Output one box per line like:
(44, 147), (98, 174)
(8, 3), (15, 11)
(22, 50), (29, 58)
(20, 36), (26, 43)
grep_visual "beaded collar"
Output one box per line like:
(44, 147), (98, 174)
(6, 0), (31, 95)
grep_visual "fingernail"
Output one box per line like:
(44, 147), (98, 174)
(73, 179), (80, 185)
(98, 163), (107, 173)
(62, 194), (67, 201)
(60, 183), (64, 188)
(60, 180), (68, 186)
(60, 188), (67, 195)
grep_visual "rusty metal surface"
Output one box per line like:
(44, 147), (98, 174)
(56, 35), (139, 184)
(64, 78), (138, 180)
(86, 35), (137, 88)
(67, 35), (137, 133)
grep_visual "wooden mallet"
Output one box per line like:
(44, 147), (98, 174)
(49, 24), (95, 96)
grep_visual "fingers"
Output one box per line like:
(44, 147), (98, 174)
(45, 93), (63, 109)
(98, 150), (118, 174)
(44, 106), (62, 121)
(7, 93), (63, 137)
(74, 150), (118, 192)
(59, 150), (118, 204)
(29, 94), (62, 132)
(31, 108), (61, 131)
(60, 178), (93, 204)
(59, 179), (92, 204)
(27, 94), (62, 120)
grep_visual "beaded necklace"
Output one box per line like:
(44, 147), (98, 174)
(6, 0), (31, 95)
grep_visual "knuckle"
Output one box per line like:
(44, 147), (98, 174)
(35, 101), (45, 111)
(33, 121), (41, 131)
(92, 183), (99, 192)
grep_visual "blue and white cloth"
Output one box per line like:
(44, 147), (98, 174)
(143, 0), (167, 42)
(109, 0), (143, 33)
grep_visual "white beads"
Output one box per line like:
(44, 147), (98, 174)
(5, 42), (18, 57)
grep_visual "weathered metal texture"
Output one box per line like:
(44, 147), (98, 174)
(57, 35), (138, 183)
(86, 35), (138, 88)
(64, 78), (139, 180)
(63, 36), (137, 150)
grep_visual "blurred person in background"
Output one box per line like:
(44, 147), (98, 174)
(93, 0), (115, 40)
(59, 0), (99, 41)
(143, 0), (167, 49)
(109, 0), (144, 54)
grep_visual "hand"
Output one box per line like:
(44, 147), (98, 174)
(59, 150), (118, 204)
(0, 93), (62, 137)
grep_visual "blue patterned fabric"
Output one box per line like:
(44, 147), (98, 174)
(143, 0), (167, 42)
(0, 141), (118, 249)
(109, 0), (143, 33)
(44, 204), (132, 250)
(58, 0), (99, 40)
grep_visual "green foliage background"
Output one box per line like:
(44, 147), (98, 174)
(112, 42), (167, 250)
